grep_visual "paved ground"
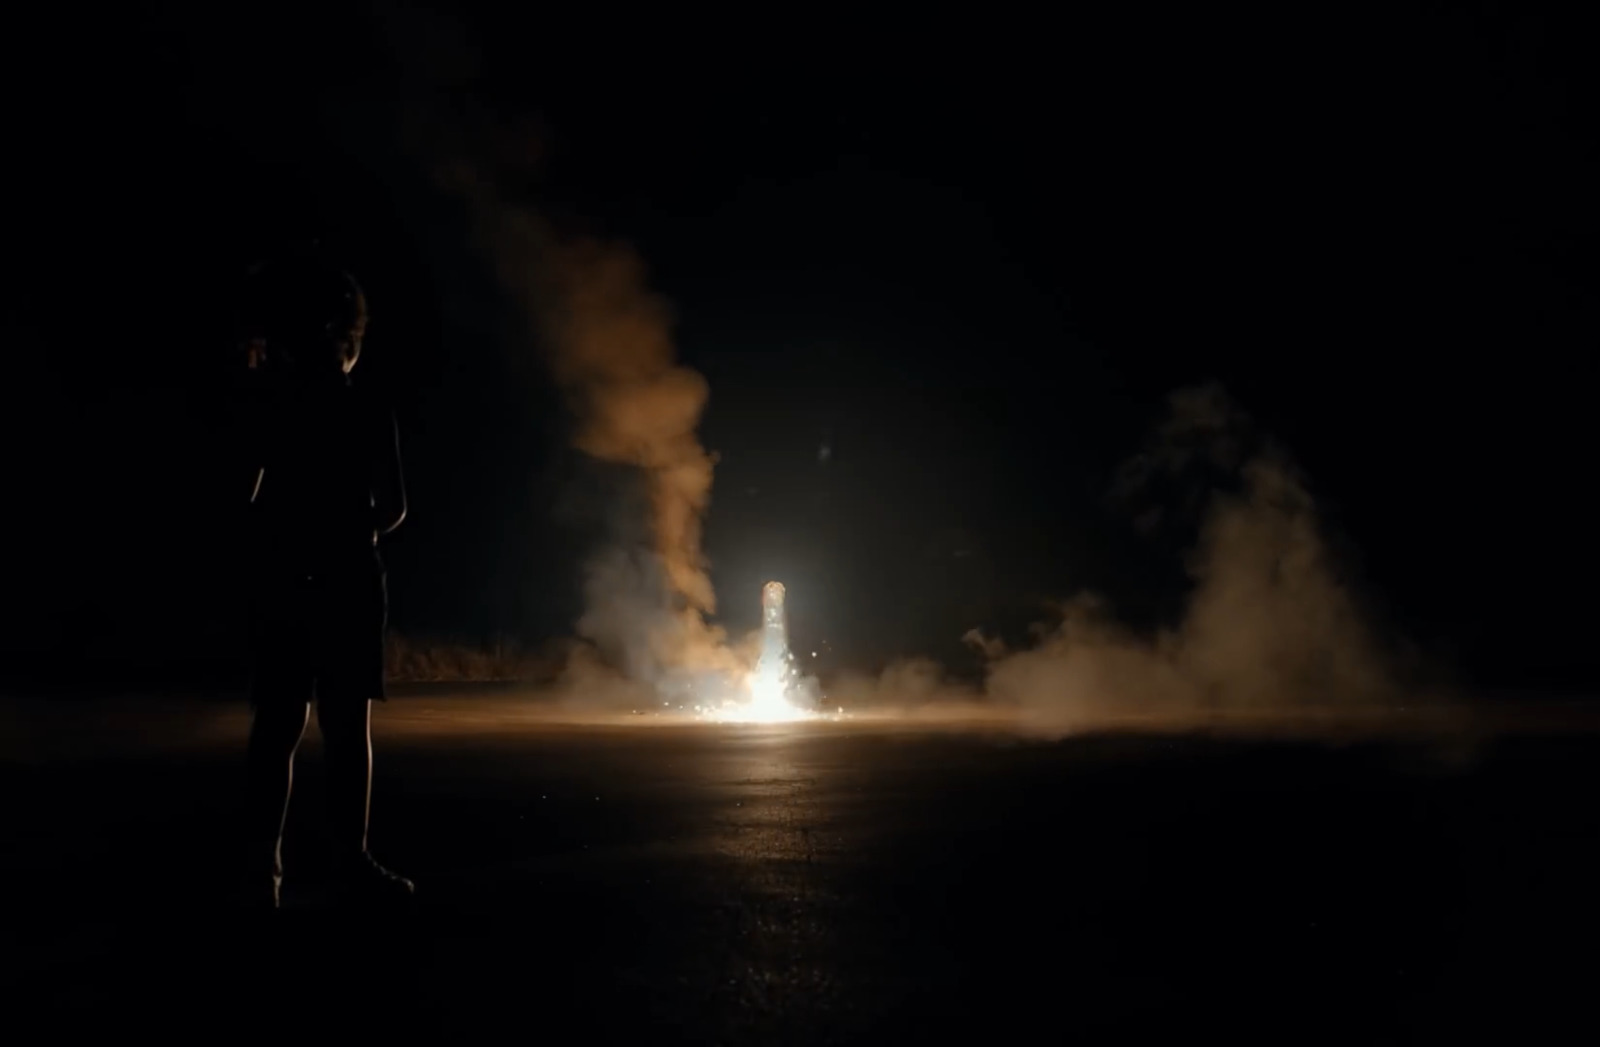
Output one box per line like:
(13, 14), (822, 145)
(4, 693), (1599, 1043)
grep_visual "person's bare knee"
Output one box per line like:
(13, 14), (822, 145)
(316, 699), (371, 752)
(250, 701), (310, 757)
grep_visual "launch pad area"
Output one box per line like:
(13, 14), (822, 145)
(3, 691), (1598, 1042)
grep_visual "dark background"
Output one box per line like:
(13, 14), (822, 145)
(3, 3), (1595, 691)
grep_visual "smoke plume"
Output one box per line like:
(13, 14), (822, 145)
(436, 164), (736, 690)
(370, 0), (733, 691)
(393, 8), (1424, 721)
(843, 384), (1435, 732)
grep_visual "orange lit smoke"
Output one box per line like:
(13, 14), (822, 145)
(443, 168), (737, 688)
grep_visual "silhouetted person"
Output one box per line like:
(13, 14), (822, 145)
(237, 253), (413, 908)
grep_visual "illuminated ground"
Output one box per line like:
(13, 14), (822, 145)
(4, 690), (1600, 1042)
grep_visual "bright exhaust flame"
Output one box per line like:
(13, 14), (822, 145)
(697, 581), (827, 724)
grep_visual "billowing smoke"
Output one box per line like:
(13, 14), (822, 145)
(437, 166), (738, 692)
(370, 0), (735, 693)
(839, 384), (1439, 732)
(438, 152), (1426, 727)
(534, 237), (732, 682)
(388, 5), (1427, 723)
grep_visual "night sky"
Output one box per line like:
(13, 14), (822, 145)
(5, 4), (1596, 691)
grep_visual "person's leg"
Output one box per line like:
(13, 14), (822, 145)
(244, 699), (310, 899)
(315, 566), (412, 900)
(317, 695), (411, 899)
(316, 697), (373, 863)
(243, 575), (313, 905)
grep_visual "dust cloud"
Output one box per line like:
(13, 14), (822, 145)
(833, 385), (1449, 735)
(446, 173), (739, 693)
(440, 165), (1440, 729)
(384, 8), (1441, 729)
(378, 2), (750, 702)
(435, 152), (1441, 730)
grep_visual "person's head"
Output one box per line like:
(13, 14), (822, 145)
(240, 253), (368, 380)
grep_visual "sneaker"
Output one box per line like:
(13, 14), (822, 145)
(334, 852), (415, 906)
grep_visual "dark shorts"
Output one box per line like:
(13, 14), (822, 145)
(249, 566), (388, 708)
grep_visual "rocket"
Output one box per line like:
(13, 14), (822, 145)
(759, 581), (792, 675)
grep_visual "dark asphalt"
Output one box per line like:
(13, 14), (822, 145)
(4, 694), (1599, 1044)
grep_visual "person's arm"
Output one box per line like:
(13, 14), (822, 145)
(240, 372), (267, 503)
(373, 410), (407, 535)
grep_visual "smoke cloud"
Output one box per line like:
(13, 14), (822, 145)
(375, 0), (750, 701)
(435, 163), (737, 692)
(839, 384), (1440, 733)
(434, 142), (1432, 728)
(387, 7), (1434, 725)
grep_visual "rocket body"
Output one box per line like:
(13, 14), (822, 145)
(761, 582), (787, 665)
(758, 581), (794, 685)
